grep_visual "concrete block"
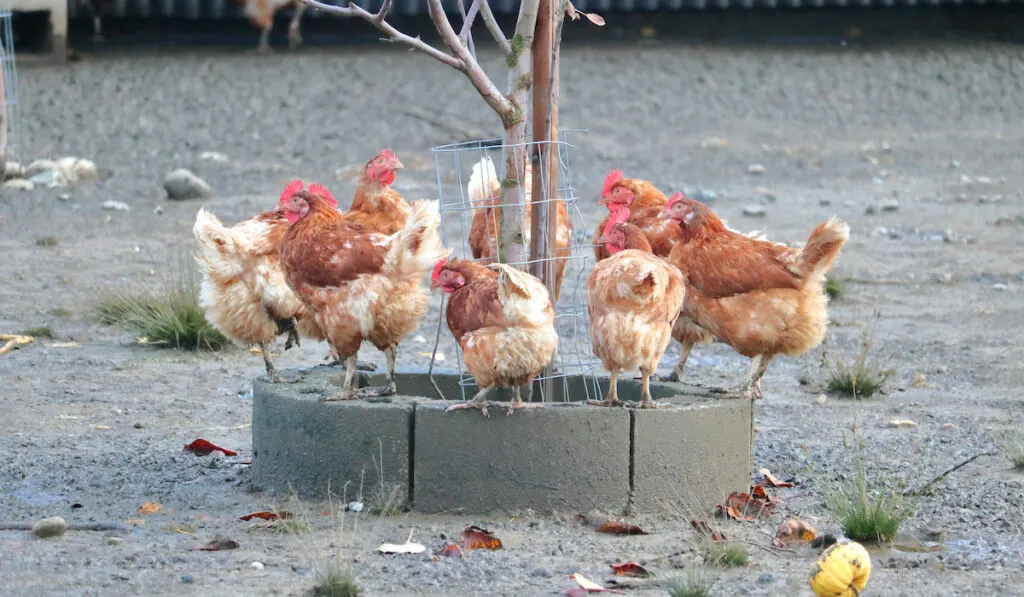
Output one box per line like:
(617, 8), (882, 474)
(8, 0), (67, 62)
(414, 401), (631, 515)
(630, 391), (753, 516)
(251, 368), (414, 504)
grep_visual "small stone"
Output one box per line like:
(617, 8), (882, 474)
(412, 335), (427, 344)
(32, 516), (68, 538)
(882, 199), (900, 212)
(976, 176), (993, 185)
(819, 198), (832, 206)
(693, 188), (717, 203)
(757, 572), (777, 584)
(3, 178), (34, 191)
(992, 283), (1008, 291)
(699, 137), (727, 149)
(865, 204), (878, 215)
(742, 205), (766, 217)
(347, 501), (364, 513)
(941, 423), (956, 431)
(59, 192), (71, 201)
(531, 568), (554, 578)
(180, 575), (194, 584)
(57, 157), (99, 182)
(814, 394), (827, 405)
(29, 169), (69, 188)
(960, 174), (971, 183)
(872, 177), (884, 186)
(942, 229), (957, 243)
(200, 151), (229, 162)
(948, 159), (960, 169)
(880, 141), (891, 152)
(747, 163), (766, 175)
(153, 206), (164, 215)
(887, 419), (918, 428)
(107, 536), (123, 546)
(25, 159), (59, 177)
(102, 200), (131, 212)
(4, 161), (25, 179)
(164, 169), (212, 201)
(250, 561), (264, 570)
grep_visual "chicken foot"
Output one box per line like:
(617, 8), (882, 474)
(276, 317), (300, 350)
(357, 346), (398, 398)
(287, 3), (306, 49)
(587, 369), (620, 407)
(260, 342), (299, 384)
(446, 387), (493, 417)
(636, 367), (669, 409)
(506, 384), (544, 417)
(651, 341), (694, 383)
(321, 355), (361, 401)
(743, 354), (774, 400)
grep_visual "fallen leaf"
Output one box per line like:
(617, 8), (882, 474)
(716, 491), (773, 521)
(239, 511), (293, 521)
(461, 525), (503, 550)
(184, 439), (238, 457)
(581, 12), (605, 26)
(595, 521), (648, 536)
(610, 562), (653, 578)
(0, 334), (35, 355)
(689, 519), (727, 541)
(377, 540), (426, 554)
(774, 518), (817, 544)
(195, 537), (239, 551)
(138, 501), (163, 515)
(435, 543), (464, 558)
(570, 572), (626, 594)
(95, 425), (111, 430)
(756, 468), (796, 488)
(170, 526), (195, 535)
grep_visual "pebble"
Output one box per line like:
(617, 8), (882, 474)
(347, 501), (364, 513)
(3, 178), (33, 191)
(30, 169), (69, 188)
(882, 199), (900, 212)
(57, 157), (99, 182)
(814, 394), (827, 405)
(747, 163), (766, 175)
(200, 151), (229, 162)
(819, 198), (832, 206)
(164, 168), (212, 200)
(32, 516), (68, 538)
(992, 283), (1008, 291)
(153, 206), (164, 215)
(887, 419), (918, 428)
(531, 568), (554, 578)
(107, 536), (123, 546)
(865, 204), (878, 215)
(757, 572), (777, 584)
(693, 188), (717, 203)
(976, 176), (993, 185)
(4, 160), (25, 179)
(872, 177), (884, 186)
(180, 575), (194, 584)
(250, 561), (265, 570)
(25, 159), (59, 178)
(941, 423), (957, 431)
(742, 205), (766, 217)
(699, 137), (727, 149)
(102, 200), (131, 212)
(948, 159), (960, 169)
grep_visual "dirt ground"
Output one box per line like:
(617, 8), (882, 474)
(2, 31), (1024, 597)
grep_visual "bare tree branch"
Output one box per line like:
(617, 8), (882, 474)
(300, 0), (461, 69)
(479, 0), (511, 55)
(425, 0), (513, 117)
(458, 0), (482, 52)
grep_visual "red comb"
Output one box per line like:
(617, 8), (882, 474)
(431, 255), (449, 283)
(601, 169), (623, 197)
(308, 183), (337, 207)
(279, 179), (304, 204)
(666, 192), (683, 207)
(380, 148), (395, 159)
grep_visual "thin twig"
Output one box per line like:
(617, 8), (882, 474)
(904, 450), (998, 496)
(300, 0), (461, 69)
(458, 0), (482, 58)
(479, 0), (511, 55)
(428, 294), (447, 401)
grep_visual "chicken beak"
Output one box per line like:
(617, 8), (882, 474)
(392, 158), (405, 170)
(596, 196), (609, 206)
(596, 235), (609, 245)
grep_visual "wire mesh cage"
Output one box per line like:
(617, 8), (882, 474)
(0, 11), (19, 165)
(429, 130), (606, 404)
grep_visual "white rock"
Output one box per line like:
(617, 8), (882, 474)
(747, 163), (766, 175)
(3, 178), (34, 191)
(153, 206), (164, 215)
(814, 394), (827, 405)
(164, 169), (212, 201)
(32, 516), (68, 538)
(887, 419), (918, 428)
(881, 199), (900, 212)
(103, 200), (131, 212)
(4, 161), (25, 180)
(347, 501), (364, 513)
(57, 157), (99, 183)
(250, 561), (264, 570)
(200, 151), (229, 162)
(107, 536), (123, 546)
(30, 169), (69, 188)
(25, 159), (59, 178)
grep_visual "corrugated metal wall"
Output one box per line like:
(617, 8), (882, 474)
(67, 0), (1020, 20)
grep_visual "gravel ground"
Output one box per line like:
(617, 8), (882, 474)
(2, 34), (1024, 597)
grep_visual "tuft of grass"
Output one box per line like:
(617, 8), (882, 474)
(94, 252), (229, 351)
(825, 273), (845, 300)
(825, 457), (916, 543)
(314, 566), (361, 597)
(667, 568), (715, 597)
(35, 236), (59, 247)
(824, 322), (893, 399)
(704, 541), (749, 568)
(20, 326), (54, 338)
(367, 483), (403, 517)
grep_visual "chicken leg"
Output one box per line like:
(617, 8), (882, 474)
(652, 341), (693, 383)
(743, 354), (774, 400)
(287, 3), (305, 49)
(260, 342), (298, 383)
(446, 387), (493, 417)
(257, 25), (272, 53)
(506, 384), (544, 416)
(358, 346), (398, 398)
(321, 354), (360, 401)
(92, 15), (104, 42)
(277, 317), (300, 350)
(637, 366), (668, 409)
(587, 369), (620, 407)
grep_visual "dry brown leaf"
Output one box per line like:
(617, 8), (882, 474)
(716, 491), (773, 521)
(138, 501), (163, 515)
(595, 521), (648, 536)
(565, 1), (605, 26)
(756, 468), (796, 488)
(435, 543), (464, 558)
(610, 562), (653, 578)
(569, 572), (626, 594)
(239, 511), (293, 522)
(689, 519), (727, 542)
(460, 525), (503, 550)
(195, 537), (239, 551)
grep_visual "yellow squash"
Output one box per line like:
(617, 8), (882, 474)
(808, 540), (872, 597)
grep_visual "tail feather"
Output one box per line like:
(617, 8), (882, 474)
(192, 208), (244, 280)
(385, 199), (448, 280)
(468, 156), (501, 214)
(793, 217), (850, 282)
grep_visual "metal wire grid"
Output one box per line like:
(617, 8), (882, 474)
(0, 11), (19, 161)
(430, 130), (605, 404)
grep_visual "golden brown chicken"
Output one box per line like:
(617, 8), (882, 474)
(660, 196), (850, 399)
(587, 222), (685, 408)
(343, 149), (412, 236)
(279, 185), (447, 400)
(431, 257), (558, 417)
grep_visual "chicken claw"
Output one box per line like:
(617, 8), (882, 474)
(320, 388), (360, 402)
(446, 400), (491, 418)
(586, 398), (619, 407)
(506, 387), (543, 416)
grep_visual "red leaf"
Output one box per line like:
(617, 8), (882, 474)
(595, 521), (648, 536)
(460, 525), (503, 550)
(184, 439), (237, 457)
(194, 537), (239, 551)
(689, 520), (727, 541)
(239, 511), (293, 521)
(610, 562), (653, 578)
(435, 543), (464, 558)
(716, 491), (773, 521)
(757, 468), (795, 488)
